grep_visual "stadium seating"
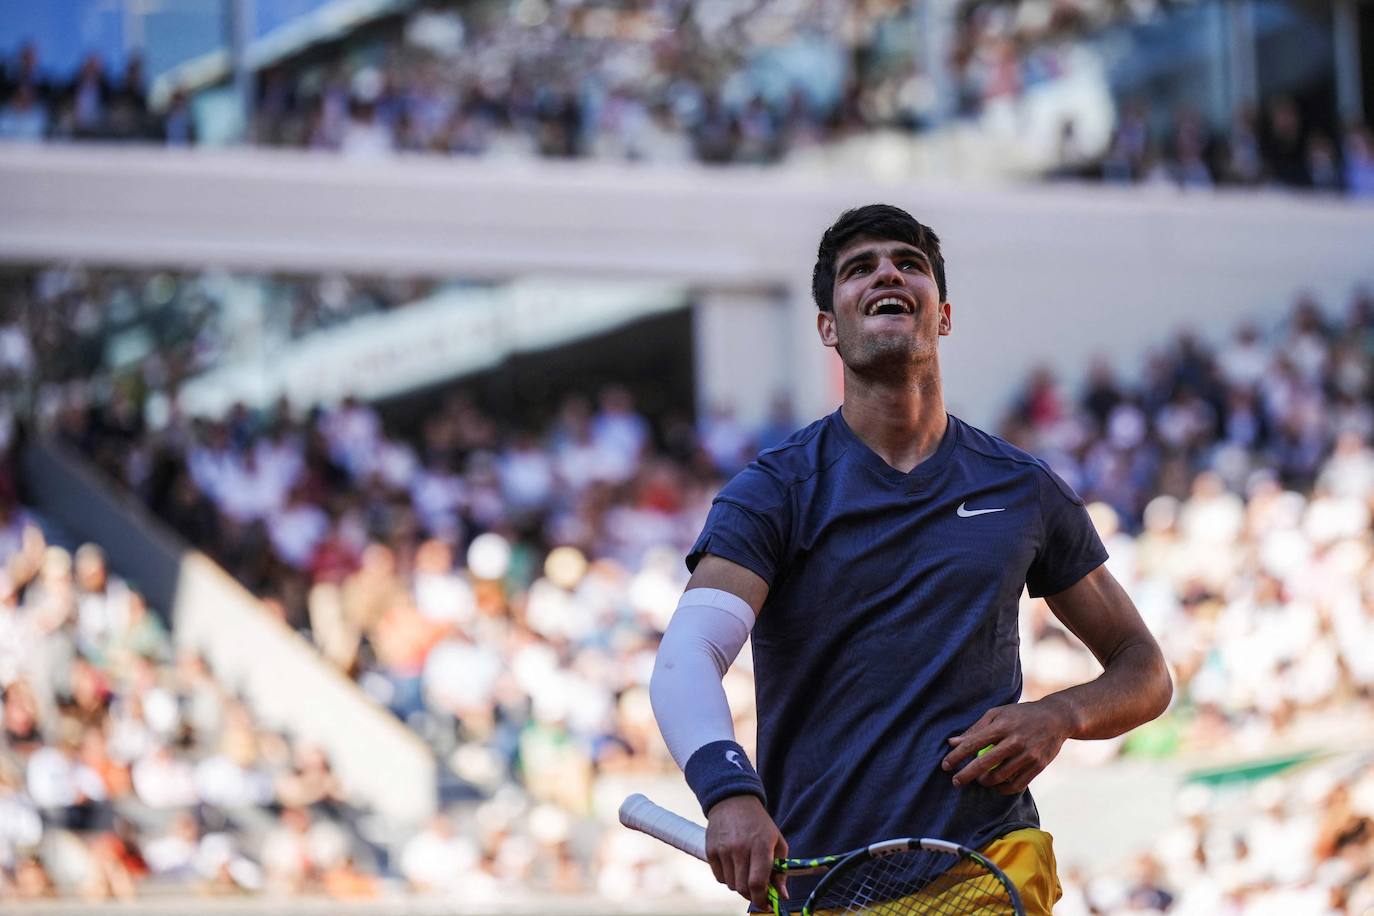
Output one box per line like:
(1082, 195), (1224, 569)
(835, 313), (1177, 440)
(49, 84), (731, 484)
(4, 1), (1372, 194)
(0, 466), (379, 900)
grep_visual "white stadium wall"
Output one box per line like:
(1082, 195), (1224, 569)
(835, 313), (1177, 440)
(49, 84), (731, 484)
(2, 143), (1373, 430)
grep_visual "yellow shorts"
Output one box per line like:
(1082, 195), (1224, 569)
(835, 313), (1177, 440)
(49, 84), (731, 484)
(979, 827), (1062, 916)
(790, 828), (1061, 915)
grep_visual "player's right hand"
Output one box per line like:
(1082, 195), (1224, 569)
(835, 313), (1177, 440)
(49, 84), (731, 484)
(705, 794), (788, 911)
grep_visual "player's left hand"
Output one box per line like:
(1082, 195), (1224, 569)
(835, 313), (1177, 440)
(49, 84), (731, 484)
(941, 699), (1076, 795)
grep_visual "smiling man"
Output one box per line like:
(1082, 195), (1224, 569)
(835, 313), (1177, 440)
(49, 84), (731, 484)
(649, 204), (1173, 913)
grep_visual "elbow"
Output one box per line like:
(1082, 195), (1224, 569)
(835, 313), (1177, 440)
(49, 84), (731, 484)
(648, 655), (672, 714)
(1148, 650), (1174, 721)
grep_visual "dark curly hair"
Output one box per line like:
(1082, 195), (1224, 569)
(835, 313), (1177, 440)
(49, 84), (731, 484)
(811, 204), (947, 311)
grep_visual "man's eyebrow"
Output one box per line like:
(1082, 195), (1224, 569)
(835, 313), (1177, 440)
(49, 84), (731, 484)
(836, 245), (929, 277)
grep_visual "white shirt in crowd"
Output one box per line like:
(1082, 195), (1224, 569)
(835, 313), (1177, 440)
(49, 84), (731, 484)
(592, 408), (649, 473)
(400, 819), (480, 892)
(413, 570), (477, 626)
(76, 580), (131, 653)
(268, 502), (332, 569)
(323, 402), (383, 478)
(499, 446), (556, 512)
(411, 468), (467, 539)
(27, 747), (104, 809)
(132, 747), (198, 809)
(1217, 329), (1269, 390)
(423, 638), (502, 714)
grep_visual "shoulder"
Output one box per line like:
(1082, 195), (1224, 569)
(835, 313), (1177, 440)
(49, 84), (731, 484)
(951, 417), (1084, 504)
(716, 414), (841, 512)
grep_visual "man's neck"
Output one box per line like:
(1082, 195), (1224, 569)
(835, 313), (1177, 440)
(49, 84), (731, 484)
(840, 368), (948, 474)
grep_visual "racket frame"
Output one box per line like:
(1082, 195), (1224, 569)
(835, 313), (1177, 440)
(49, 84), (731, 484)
(801, 837), (1025, 915)
(620, 794), (1026, 915)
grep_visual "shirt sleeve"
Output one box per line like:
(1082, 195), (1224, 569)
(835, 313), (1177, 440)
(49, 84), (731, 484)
(686, 464), (791, 587)
(1025, 465), (1109, 599)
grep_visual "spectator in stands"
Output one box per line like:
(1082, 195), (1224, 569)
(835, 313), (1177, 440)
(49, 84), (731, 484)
(108, 55), (149, 140)
(0, 84), (48, 142)
(399, 812), (479, 893)
(1345, 123), (1374, 197)
(162, 90), (195, 146)
(2, 43), (49, 108)
(1218, 105), (1265, 186)
(63, 53), (111, 140)
(1306, 133), (1342, 193)
(1262, 96), (1309, 187)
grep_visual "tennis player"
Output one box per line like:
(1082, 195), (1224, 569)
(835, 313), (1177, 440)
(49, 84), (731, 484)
(650, 204), (1173, 913)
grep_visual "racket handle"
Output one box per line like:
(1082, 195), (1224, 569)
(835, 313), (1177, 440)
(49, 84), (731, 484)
(619, 793), (708, 862)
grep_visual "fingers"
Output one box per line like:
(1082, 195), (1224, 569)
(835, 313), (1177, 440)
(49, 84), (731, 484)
(707, 847), (730, 894)
(979, 755), (1035, 792)
(705, 797), (787, 907)
(770, 870), (789, 908)
(986, 753), (1047, 794)
(709, 835), (779, 907)
(747, 841), (774, 910)
(992, 763), (1039, 795)
(951, 739), (1015, 787)
(770, 835), (790, 905)
(942, 707), (1003, 773)
(951, 736), (1052, 794)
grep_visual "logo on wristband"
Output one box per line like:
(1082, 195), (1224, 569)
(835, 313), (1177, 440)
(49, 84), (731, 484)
(725, 750), (744, 770)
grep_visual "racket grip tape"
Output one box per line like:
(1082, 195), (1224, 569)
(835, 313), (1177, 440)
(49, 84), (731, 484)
(619, 793), (708, 862)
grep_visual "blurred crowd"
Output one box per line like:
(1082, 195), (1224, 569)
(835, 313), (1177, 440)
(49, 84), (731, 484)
(0, 456), (389, 901)
(241, 0), (1115, 164)
(0, 45), (190, 145)
(8, 0), (1306, 188)
(1060, 98), (1374, 196)
(0, 0), (1111, 159)
(1006, 288), (1374, 750)
(8, 2), (1370, 197)
(1056, 757), (1374, 914)
(5, 262), (1374, 908)
(996, 286), (1374, 911)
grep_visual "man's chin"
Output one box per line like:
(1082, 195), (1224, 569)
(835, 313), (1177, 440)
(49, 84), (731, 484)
(840, 340), (931, 378)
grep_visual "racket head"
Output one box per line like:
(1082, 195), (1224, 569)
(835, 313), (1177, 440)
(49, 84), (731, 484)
(797, 838), (1025, 915)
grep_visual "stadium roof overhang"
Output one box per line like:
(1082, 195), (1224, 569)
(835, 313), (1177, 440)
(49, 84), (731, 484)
(148, 0), (417, 107)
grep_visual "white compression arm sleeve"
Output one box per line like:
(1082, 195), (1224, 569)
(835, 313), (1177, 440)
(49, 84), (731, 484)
(650, 587), (756, 770)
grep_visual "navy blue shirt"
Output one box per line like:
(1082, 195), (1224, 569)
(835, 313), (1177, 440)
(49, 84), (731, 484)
(688, 411), (1107, 871)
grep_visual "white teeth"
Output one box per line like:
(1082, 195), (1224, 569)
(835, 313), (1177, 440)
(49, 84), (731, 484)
(867, 296), (910, 316)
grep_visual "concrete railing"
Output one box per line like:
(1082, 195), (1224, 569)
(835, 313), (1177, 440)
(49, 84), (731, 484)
(20, 438), (437, 823)
(2, 143), (1372, 428)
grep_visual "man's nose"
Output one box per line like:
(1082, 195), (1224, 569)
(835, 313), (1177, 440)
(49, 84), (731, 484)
(872, 258), (905, 285)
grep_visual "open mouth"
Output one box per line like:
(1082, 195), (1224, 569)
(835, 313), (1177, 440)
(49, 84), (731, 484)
(864, 295), (914, 317)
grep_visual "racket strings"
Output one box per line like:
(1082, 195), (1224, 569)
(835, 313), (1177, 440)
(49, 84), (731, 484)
(809, 850), (1016, 915)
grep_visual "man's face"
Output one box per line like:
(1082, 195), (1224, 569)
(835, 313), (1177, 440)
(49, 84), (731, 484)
(817, 236), (951, 377)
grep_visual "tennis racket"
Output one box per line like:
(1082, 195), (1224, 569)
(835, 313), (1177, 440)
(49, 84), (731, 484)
(619, 793), (1025, 915)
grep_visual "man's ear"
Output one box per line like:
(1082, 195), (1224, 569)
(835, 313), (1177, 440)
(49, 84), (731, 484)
(817, 310), (838, 348)
(939, 301), (953, 336)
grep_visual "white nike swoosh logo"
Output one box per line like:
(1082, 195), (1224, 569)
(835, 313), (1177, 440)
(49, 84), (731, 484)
(957, 502), (1006, 518)
(725, 751), (744, 770)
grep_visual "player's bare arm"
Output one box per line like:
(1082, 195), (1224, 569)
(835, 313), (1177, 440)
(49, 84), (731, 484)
(686, 553), (769, 610)
(654, 553), (786, 910)
(942, 564), (1173, 794)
